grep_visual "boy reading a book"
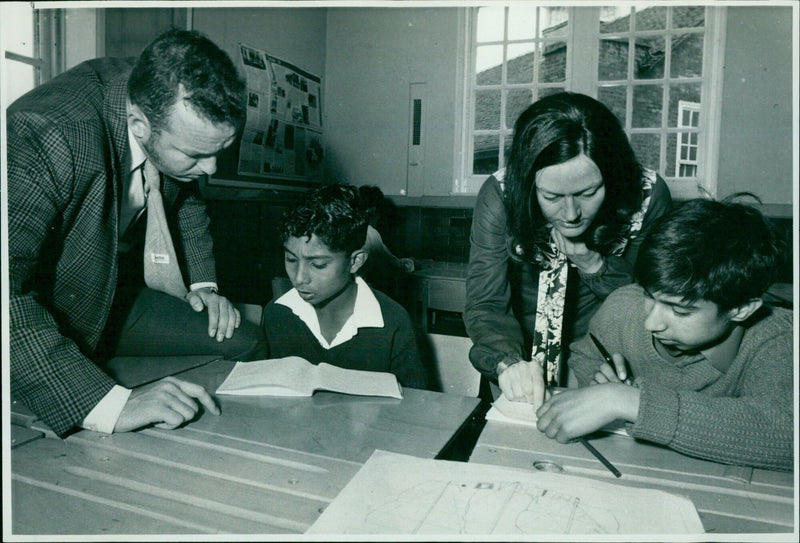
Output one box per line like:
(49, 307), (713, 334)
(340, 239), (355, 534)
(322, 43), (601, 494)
(261, 184), (429, 389)
(535, 197), (793, 471)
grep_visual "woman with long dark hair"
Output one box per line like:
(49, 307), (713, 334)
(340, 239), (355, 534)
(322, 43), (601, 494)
(464, 92), (672, 405)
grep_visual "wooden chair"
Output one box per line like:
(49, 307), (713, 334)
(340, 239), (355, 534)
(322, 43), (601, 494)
(232, 277), (290, 327)
(421, 333), (481, 397)
(235, 302), (264, 326)
(421, 333), (493, 462)
(271, 276), (293, 300)
(407, 263), (468, 333)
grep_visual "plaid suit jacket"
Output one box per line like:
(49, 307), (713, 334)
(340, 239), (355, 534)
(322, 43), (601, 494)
(7, 58), (218, 436)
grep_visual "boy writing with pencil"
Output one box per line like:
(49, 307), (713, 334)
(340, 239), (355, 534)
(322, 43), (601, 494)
(261, 184), (429, 389)
(536, 197), (793, 471)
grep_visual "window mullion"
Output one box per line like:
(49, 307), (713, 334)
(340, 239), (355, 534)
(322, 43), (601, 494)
(36, 9), (66, 85)
(499, 7), (509, 168)
(626, 7), (635, 135)
(698, 6), (726, 198)
(661, 7), (674, 182)
(568, 6), (599, 95)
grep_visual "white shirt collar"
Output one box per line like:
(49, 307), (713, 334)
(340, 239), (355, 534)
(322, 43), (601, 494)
(276, 276), (384, 349)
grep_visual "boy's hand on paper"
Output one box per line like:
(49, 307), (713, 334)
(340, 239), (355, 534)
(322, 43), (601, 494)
(536, 384), (639, 443)
(591, 353), (632, 385)
(498, 358), (547, 408)
(115, 377), (220, 433)
(186, 288), (241, 342)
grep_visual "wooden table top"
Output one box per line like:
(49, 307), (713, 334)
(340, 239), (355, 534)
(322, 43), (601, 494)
(470, 420), (796, 536)
(10, 359), (480, 536)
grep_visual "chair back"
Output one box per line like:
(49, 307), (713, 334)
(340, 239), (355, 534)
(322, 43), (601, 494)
(271, 276), (292, 299)
(421, 334), (481, 397)
(235, 303), (264, 326)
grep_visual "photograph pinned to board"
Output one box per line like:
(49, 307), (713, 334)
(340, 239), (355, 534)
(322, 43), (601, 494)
(210, 43), (323, 190)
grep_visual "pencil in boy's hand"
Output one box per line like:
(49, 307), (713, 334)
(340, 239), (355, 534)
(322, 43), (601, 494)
(589, 333), (631, 383)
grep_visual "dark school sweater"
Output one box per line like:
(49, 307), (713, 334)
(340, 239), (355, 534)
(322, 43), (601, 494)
(261, 289), (429, 390)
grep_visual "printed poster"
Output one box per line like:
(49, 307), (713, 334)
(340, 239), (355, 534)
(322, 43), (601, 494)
(236, 43), (323, 181)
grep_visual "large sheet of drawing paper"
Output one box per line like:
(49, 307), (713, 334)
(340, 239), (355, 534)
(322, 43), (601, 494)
(308, 450), (704, 535)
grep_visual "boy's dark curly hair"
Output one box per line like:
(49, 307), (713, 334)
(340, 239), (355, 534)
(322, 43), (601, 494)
(635, 193), (784, 311)
(281, 184), (368, 254)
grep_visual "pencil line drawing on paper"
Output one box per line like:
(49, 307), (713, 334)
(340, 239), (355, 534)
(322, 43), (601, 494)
(356, 480), (621, 534)
(308, 451), (704, 535)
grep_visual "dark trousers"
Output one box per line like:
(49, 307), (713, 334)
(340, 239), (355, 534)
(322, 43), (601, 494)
(98, 246), (266, 369)
(103, 286), (265, 361)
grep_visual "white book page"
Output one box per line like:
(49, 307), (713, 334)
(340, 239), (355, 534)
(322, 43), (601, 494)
(216, 357), (402, 399)
(216, 356), (314, 396)
(316, 363), (402, 399)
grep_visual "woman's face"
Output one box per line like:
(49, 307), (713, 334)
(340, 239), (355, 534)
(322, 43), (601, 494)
(534, 154), (605, 239)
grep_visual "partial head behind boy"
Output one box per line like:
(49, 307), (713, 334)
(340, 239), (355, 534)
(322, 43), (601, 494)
(281, 184), (368, 306)
(634, 196), (783, 352)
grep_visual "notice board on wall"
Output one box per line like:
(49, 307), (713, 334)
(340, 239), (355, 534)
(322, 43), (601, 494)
(211, 43), (323, 190)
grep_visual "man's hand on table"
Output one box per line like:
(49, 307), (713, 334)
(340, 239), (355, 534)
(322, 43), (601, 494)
(186, 288), (241, 342)
(114, 376), (220, 432)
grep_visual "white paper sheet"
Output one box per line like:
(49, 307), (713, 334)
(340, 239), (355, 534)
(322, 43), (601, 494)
(487, 393), (632, 437)
(308, 450), (704, 535)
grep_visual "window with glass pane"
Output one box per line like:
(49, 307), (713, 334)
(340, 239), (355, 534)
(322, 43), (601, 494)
(460, 5), (721, 197)
(597, 5), (707, 193)
(2, 3), (43, 105)
(470, 5), (568, 179)
(675, 101), (700, 178)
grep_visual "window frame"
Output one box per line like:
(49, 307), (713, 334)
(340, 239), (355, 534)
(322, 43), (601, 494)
(676, 100), (701, 178)
(454, 5), (726, 200)
(3, 7), (65, 95)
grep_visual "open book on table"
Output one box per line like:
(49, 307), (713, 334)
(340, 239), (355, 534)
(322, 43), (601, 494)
(486, 393), (631, 437)
(216, 356), (402, 399)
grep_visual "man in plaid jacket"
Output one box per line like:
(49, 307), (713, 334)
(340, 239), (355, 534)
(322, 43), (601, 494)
(7, 29), (264, 437)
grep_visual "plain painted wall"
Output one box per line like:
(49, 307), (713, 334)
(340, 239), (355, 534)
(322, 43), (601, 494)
(717, 6), (793, 211)
(324, 8), (460, 197)
(193, 7), (327, 96)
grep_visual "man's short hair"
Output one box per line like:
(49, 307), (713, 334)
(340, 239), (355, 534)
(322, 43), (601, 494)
(635, 195), (784, 311)
(128, 28), (247, 133)
(282, 184), (368, 255)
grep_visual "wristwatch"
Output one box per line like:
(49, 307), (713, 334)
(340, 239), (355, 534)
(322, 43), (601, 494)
(193, 286), (218, 294)
(496, 357), (519, 377)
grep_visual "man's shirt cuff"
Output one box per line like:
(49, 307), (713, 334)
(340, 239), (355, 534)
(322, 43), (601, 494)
(190, 282), (218, 292)
(81, 385), (132, 433)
